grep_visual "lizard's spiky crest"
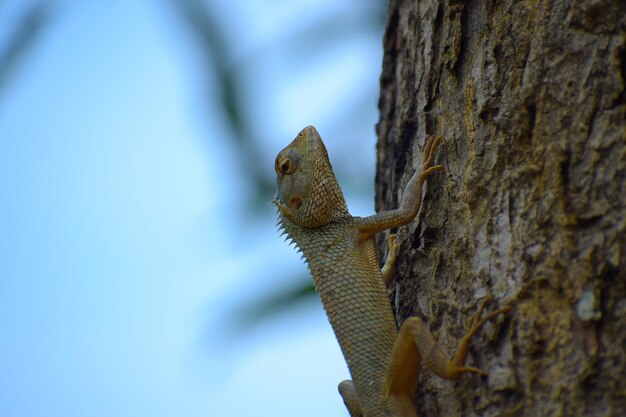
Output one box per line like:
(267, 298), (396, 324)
(275, 213), (306, 257)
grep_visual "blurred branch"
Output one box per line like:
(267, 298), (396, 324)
(229, 280), (318, 335)
(171, 0), (275, 206)
(282, 6), (386, 57)
(171, 0), (239, 128)
(170, 0), (386, 211)
(0, 1), (52, 98)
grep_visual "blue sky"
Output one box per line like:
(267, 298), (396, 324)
(0, 1), (383, 416)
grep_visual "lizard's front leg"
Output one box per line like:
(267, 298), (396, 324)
(356, 136), (444, 240)
(382, 297), (512, 406)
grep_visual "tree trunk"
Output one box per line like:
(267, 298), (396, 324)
(375, 1), (626, 416)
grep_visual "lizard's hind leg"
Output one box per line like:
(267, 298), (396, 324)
(338, 380), (363, 417)
(382, 298), (511, 408)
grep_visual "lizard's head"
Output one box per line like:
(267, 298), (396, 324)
(274, 125), (348, 228)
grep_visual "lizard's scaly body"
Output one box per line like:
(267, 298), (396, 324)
(274, 126), (510, 417)
(285, 220), (396, 414)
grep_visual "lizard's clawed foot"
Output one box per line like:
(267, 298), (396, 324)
(451, 296), (513, 375)
(420, 136), (445, 181)
(386, 234), (400, 257)
(465, 296), (513, 338)
(422, 136), (443, 167)
(382, 234), (401, 288)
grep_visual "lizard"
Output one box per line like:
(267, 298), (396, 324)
(273, 125), (511, 417)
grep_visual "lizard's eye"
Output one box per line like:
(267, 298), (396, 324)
(275, 155), (297, 175)
(281, 160), (291, 173)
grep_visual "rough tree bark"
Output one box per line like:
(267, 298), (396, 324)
(375, 1), (625, 416)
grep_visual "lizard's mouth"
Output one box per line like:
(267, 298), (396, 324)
(289, 197), (303, 210)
